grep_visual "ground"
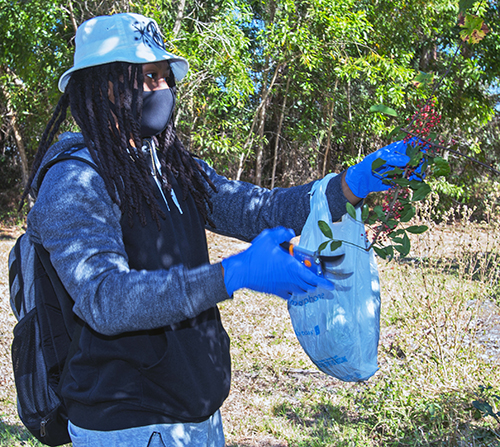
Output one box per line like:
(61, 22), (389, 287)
(0, 223), (499, 446)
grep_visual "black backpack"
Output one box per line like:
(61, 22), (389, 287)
(8, 147), (97, 446)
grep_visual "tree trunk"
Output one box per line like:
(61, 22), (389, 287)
(254, 60), (284, 186)
(236, 152), (246, 181)
(236, 60), (285, 182)
(0, 66), (29, 188)
(346, 79), (356, 157)
(11, 116), (29, 188)
(322, 100), (333, 178)
(172, 0), (186, 39)
(322, 79), (338, 177)
(255, 102), (266, 187)
(271, 75), (290, 189)
(254, 54), (270, 187)
(67, 0), (79, 32)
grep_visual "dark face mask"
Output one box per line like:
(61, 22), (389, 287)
(140, 88), (176, 138)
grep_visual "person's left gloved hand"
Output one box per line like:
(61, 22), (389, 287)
(345, 140), (413, 199)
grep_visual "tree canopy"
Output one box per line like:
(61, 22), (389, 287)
(1, 0), (499, 219)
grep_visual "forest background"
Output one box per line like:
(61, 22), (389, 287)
(1, 2), (500, 446)
(1, 0), (500, 221)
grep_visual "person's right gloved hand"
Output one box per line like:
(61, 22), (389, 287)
(221, 227), (335, 299)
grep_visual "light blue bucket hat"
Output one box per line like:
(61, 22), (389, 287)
(58, 13), (189, 92)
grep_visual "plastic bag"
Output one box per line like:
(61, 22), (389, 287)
(288, 173), (381, 381)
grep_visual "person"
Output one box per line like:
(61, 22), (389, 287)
(22, 12), (415, 447)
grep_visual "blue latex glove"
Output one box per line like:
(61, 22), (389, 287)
(345, 140), (412, 198)
(221, 227), (335, 299)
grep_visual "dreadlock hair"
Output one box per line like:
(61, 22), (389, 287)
(22, 61), (216, 229)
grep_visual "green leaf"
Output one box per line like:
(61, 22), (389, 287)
(387, 126), (406, 140)
(318, 220), (333, 239)
(393, 244), (410, 257)
(346, 202), (357, 220)
(387, 219), (398, 229)
(459, 15), (489, 44)
(398, 196), (410, 206)
(318, 241), (329, 252)
(383, 167), (404, 177)
(374, 205), (386, 219)
(432, 157), (451, 177)
(406, 225), (429, 234)
(459, 0), (476, 14)
(361, 204), (369, 222)
(406, 143), (420, 158)
(392, 178), (410, 187)
(377, 245), (395, 261)
(371, 158), (386, 171)
(391, 229), (406, 237)
(409, 179), (423, 190)
(412, 183), (432, 202)
(400, 206), (416, 223)
(412, 71), (434, 89)
(386, 245), (395, 260)
(369, 104), (398, 117)
(330, 240), (342, 251)
(402, 232), (411, 254)
(420, 161), (429, 175)
(373, 246), (388, 259)
(409, 152), (423, 167)
(472, 400), (495, 417)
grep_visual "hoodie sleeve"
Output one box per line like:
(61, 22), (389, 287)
(197, 159), (349, 242)
(28, 159), (229, 336)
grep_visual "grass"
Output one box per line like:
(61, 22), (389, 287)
(0, 421), (43, 446)
(0, 196), (499, 446)
(216, 197), (500, 446)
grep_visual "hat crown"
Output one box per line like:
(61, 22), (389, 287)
(58, 13), (189, 92)
(75, 14), (165, 64)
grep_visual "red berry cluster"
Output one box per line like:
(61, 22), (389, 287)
(370, 221), (394, 244)
(370, 99), (442, 250)
(382, 186), (410, 220)
(368, 186), (410, 244)
(404, 99), (442, 155)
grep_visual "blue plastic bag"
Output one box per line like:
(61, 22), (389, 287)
(288, 174), (381, 381)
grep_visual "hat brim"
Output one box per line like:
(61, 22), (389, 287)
(58, 53), (189, 92)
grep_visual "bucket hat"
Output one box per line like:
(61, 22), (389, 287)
(58, 13), (189, 92)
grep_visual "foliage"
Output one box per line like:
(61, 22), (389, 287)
(163, 0), (255, 171)
(0, 0), (74, 192)
(317, 0), (499, 259)
(1, 0), (500, 218)
(0, 421), (44, 446)
(318, 127), (441, 260)
(471, 385), (500, 424)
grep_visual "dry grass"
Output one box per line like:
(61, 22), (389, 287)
(0, 199), (499, 446)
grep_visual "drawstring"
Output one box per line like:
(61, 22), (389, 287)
(144, 139), (183, 214)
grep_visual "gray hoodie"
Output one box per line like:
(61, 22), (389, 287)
(27, 132), (349, 337)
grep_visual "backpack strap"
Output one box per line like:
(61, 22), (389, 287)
(32, 144), (97, 387)
(36, 144), (99, 192)
(34, 241), (85, 390)
(57, 319), (83, 397)
(34, 242), (77, 333)
(10, 236), (25, 318)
